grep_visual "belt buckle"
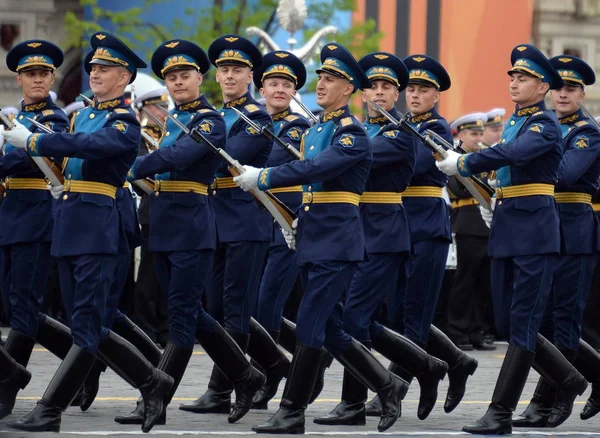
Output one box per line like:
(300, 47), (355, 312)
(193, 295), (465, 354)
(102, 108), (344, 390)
(305, 192), (313, 204)
(63, 179), (71, 192)
(154, 180), (161, 193)
(495, 188), (503, 199)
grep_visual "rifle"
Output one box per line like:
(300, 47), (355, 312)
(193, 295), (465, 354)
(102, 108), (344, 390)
(290, 94), (319, 124)
(231, 107), (301, 160)
(367, 101), (494, 211)
(0, 113), (64, 186)
(155, 105), (296, 234)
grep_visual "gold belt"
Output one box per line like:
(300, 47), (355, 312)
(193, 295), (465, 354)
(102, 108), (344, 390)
(452, 197), (480, 208)
(554, 192), (592, 204)
(213, 177), (237, 189)
(495, 183), (554, 199)
(269, 186), (303, 194)
(63, 180), (117, 199)
(402, 186), (443, 198)
(302, 191), (360, 206)
(5, 178), (48, 190)
(360, 192), (403, 204)
(154, 180), (208, 195)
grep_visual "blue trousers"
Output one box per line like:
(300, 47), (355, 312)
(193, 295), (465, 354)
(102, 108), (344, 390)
(256, 244), (300, 331)
(491, 255), (557, 352)
(1, 242), (52, 338)
(388, 239), (449, 345)
(102, 250), (132, 334)
(344, 252), (407, 341)
(58, 254), (118, 353)
(548, 254), (597, 351)
(206, 241), (268, 333)
(296, 261), (356, 355)
(155, 249), (216, 348)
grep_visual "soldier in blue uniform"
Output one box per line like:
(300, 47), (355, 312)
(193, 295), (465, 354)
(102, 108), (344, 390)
(235, 42), (407, 435)
(436, 44), (588, 435)
(2, 32), (173, 433)
(180, 34), (273, 416)
(314, 51), (447, 427)
(366, 54), (478, 419)
(116, 39), (264, 426)
(0, 40), (68, 420)
(513, 54), (600, 428)
(246, 50), (310, 410)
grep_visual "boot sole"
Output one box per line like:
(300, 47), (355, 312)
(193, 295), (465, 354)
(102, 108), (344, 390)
(179, 405), (231, 414)
(7, 423), (60, 433)
(313, 417), (366, 426)
(251, 426), (305, 434)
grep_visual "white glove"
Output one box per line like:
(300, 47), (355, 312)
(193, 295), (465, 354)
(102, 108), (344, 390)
(1, 120), (31, 149)
(479, 198), (496, 229)
(49, 184), (64, 200)
(233, 165), (262, 192)
(435, 150), (461, 176)
(281, 218), (298, 251)
(488, 178), (497, 189)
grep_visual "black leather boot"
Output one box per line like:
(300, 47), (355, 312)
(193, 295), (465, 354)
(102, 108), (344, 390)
(427, 325), (478, 413)
(114, 341), (192, 425)
(535, 338), (587, 428)
(463, 344), (534, 435)
(80, 359), (107, 411)
(576, 339), (600, 420)
(252, 343), (322, 434)
(314, 341), (371, 426)
(179, 328), (250, 415)
(512, 377), (555, 427)
(113, 315), (162, 366)
(372, 326), (448, 420)
(4, 329), (36, 367)
(332, 338), (409, 432)
(365, 394), (382, 417)
(96, 331), (174, 433)
(279, 317), (331, 404)
(186, 323), (265, 423)
(7, 345), (95, 432)
(0, 346), (32, 421)
(249, 319), (290, 410)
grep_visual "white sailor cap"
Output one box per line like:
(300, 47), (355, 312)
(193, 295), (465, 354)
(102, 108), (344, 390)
(450, 112), (487, 133)
(133, 87), (170, 109)
(485, 108), (506, 127)
(62, 101), (86, 117)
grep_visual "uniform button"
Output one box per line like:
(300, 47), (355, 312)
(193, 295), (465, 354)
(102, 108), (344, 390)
(68, 174), (72, 179)
(497, 200), (502, 206)
(155, 192), (159, 196)
(221, 111), (225, 116)
(309, 145), (314, 150)
(317, 127), (322, 132)
(33, 116), (37, 120)
(212, 190), (217, 195)
(306, 130), (310, 135)
(62, 194), (68, 200)
(191, 114), (195, 119)
(75, 112), (80, 116)
(510, 120), (515, 126)
(19, 115), (23, 120)
(89, 113), (95, 119)
(308, 186), (312, 191)
(173, 113), (178, 118)
(105, 114), (109, 118)
(166, 131), (170, 136)
(304, 206), (310, 211)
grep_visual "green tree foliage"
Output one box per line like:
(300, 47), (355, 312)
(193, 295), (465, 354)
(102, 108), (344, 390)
(64, 0), (381, 106)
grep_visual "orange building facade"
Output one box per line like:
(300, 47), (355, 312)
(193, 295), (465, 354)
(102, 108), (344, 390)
(353, 0), (535, 121)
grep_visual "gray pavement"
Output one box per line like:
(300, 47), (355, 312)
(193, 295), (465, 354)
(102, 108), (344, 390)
(1, 342), (599, 437)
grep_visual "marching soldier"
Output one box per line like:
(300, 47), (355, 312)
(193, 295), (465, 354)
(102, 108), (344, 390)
(367, 54), (478, 418)
(0, 40), (69, 420)
(446, 112), (496, 351)
(180, 35), (273, 415)
(116, 39), (264, 426)
(314, 51), (448, 427)
(513, 54), (600, 428)
(436, 43), (588, 435)
(2, 32), (173, 433)
(480, 108), (506, 148)
(235, 42), (408, 435)
(130, 87), (169, 347)
(249, 50), (310, 409)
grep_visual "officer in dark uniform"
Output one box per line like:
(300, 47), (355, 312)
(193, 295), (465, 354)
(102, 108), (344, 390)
(130, 87), (169, 347)
(235, 42), (407, 435)
(513, 54), (600, 428)
(436, 44), (588, 435)
(446, 113), (496, 351)
(248, 50), (310, 410)
(180, 34), (273, 416)
(0, 40), (68, 420)
(366, 55), (478, 418)
(3, 32), (173, 434)
(314, 51), (447, 427)
(116, 39), (264, 426)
